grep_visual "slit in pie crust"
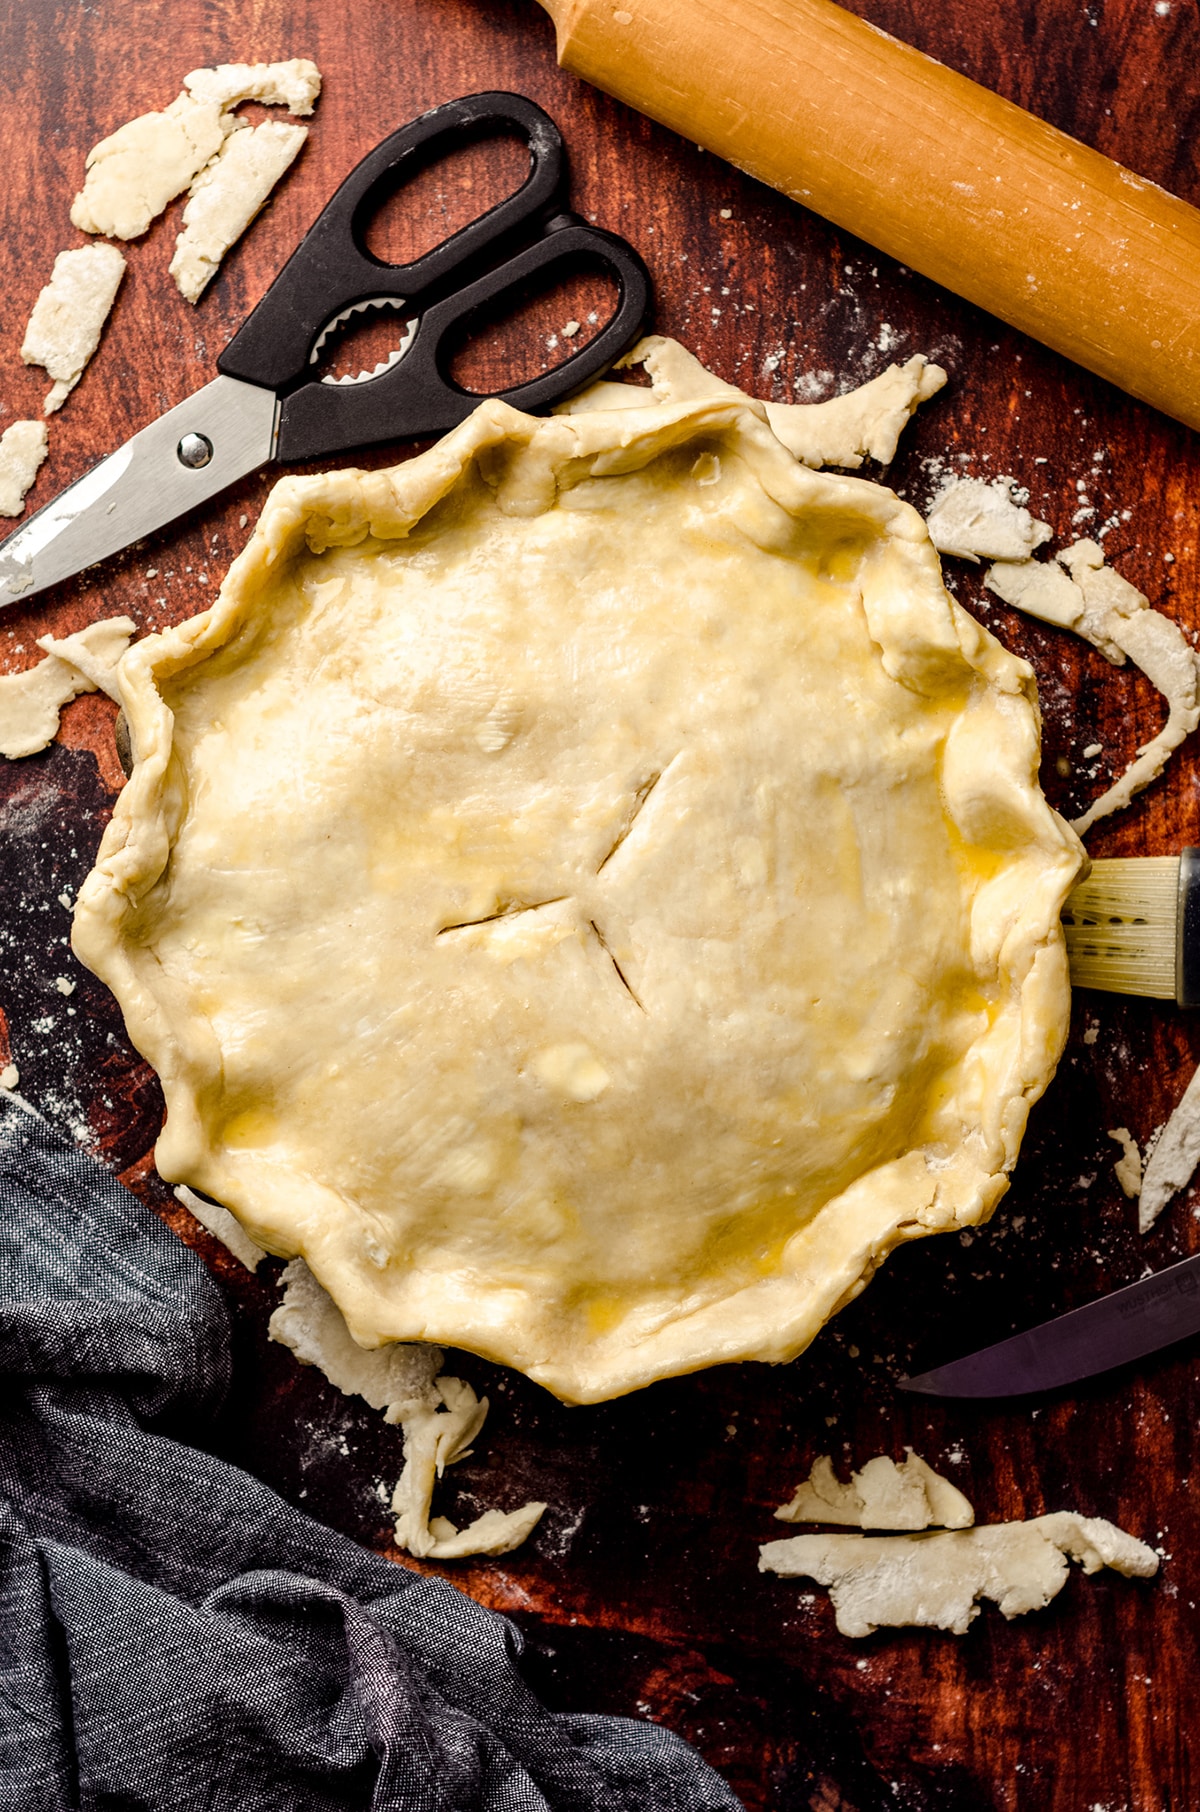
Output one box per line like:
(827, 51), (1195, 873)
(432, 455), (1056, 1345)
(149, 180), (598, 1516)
(73, 391), (1084, 1403)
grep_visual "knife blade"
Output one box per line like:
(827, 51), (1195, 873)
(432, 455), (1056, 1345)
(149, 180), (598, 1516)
(899, 1248), (1200, 1397)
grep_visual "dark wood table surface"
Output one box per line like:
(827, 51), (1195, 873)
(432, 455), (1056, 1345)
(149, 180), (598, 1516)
(2, 1), (1199, 1805)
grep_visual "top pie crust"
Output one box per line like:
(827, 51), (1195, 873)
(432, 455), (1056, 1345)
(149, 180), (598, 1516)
(74, 391), (1084, 1403)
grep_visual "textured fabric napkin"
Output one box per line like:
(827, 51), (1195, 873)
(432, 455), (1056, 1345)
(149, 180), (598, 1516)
(0, 1095), (741, 1811)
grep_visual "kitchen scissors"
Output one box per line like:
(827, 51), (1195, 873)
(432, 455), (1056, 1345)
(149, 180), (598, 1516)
(0, 92), (651, 609)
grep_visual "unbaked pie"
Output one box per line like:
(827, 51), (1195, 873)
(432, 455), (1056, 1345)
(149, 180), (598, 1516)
(75, 368), (1083, 1402)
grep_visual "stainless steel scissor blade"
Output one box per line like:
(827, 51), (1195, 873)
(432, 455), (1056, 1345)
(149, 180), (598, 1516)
(0, 92), (650, 615)
(0, 378), (277, 610)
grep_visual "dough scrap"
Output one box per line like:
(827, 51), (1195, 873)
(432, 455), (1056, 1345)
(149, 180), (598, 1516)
(1139, 1062), (1200, 1232)
(0, 420), (48, 519)
(926, 476), (1051, 564)
(171, 120), (307, 303)
(560, 334), (946, 468)
(71, 93), (235, 240)
(270, 1258), (545, 1558)
(73, 385), (1083, 1403)
(183, 59), (322, 116)
(39, 615), (138, 695)
(0, 661), (90, 761)
(986, 540), (1200, 835)
(1107, 1126), (1142, 1201)
(764, 358), (947, 469)
(269, 1257), (442, 1414)
(389, 1375), (546, 1560)
(775, 1450), (973, 1530)
(21, 244), (127, 414)
(423, 1505), (548, 1560)
(0, 615), (135, 760)
(759, 1512), (1159, 1637)
(175, 1182), (265, 1271)
(72, 62), (321, 244)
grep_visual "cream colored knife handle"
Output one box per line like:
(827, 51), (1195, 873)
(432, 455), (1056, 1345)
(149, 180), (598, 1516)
(537, 0), (1200, 432)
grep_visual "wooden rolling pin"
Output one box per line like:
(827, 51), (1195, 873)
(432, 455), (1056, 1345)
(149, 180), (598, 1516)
(535, 0), (1200, 432)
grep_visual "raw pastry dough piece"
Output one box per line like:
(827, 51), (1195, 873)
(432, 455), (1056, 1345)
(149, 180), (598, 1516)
(73, 387), (1083, 1403)
(71, 94), (234, 240)
(270, 1257), (442, 1414)
(37, 615), (136, 695)
(986, 540), (1200, 835)
(0, 615), (135, 760)
(925, 476), (1051, 564)
(759, 1513), (1159, 1637)
(764, 358), (947, 469)
(1107, 1127), (1142, 1202)
(0, 421), (48, 518)
(270, 1258), (545, 1558)
(776, 1451), (973, 1530)
(72, 62), (322, 244)
(389, 1376), (546, 1561)
(170, 120), (307, 303)
(183, 59), (322, 116)
(21, 244), (127, 414)
(0, 657), (79, 759)
(562, 334), (947, 469)
(423, 1505), (547, 1559)
(175, 1183), (265, 1271)
(1139, 1062), (1200, 1232)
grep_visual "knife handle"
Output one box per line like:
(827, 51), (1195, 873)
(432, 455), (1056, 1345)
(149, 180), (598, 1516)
(535, 0), (1200, 433)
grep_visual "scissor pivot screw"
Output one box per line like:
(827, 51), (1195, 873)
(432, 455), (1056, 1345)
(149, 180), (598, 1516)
(178, 433), (213, 469)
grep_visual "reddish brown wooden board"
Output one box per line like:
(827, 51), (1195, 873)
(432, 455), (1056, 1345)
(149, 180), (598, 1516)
(1, 2), (1198, 1805)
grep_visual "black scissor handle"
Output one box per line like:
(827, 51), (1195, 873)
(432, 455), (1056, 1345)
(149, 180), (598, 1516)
(275, 217), (652, 461)
(218, 93), (566, 393)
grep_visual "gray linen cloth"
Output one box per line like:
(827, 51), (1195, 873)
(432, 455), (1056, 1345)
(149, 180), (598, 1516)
(0, 1096), (741, 1812)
